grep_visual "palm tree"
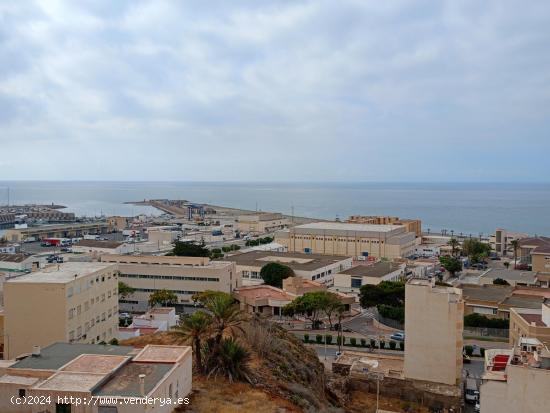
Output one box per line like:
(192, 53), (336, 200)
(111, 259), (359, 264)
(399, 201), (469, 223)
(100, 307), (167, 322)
(205, 337), (252, 383)
(202, 293), (247, 344)
(510, 239), (520, 269)
(448, 237), (460, 257)
(170, 311), (212, 373)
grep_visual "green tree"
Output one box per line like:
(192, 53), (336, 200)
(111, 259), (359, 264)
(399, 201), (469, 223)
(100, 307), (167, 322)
(448, 237), (460, 257)
(359, 281), (405, 309)
(260, 262), (294, 288)
(493, 277), (510, 286)
(148, 289), (178, 307)
(440, 255), (462, 276)
(172, 241), (210, 257)
(118, 281), (135, 300)
(283, 291), (338, 329)
(170, 311), (212, 373)
(199, 292), (247, 344)
(510, 239), (519, 269)
(462, 239), (491, 263)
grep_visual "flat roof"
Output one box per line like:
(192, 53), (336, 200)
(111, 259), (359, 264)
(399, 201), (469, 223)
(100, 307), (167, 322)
(0, 375), (40, 386)
(501, 295), (543, 309)
(133, 345), (190, 363)
(234, 285), (294, 301)
(0, 253), (28, 263)
(9, 342), (134, 371)
(227, 250), (351, 271)
(460, 284), (513, 303)
(294, 222), (403, 232)
(93, 362), (174, 397)
(6, 261), (115, 284)
(75, 239), (123, 249)
(481, 269), (537, 283)
(339, 262), (402, 278)
(518, 313), (547, 327)
(35, 371), (105, 392)
(61, 354), (130, 374)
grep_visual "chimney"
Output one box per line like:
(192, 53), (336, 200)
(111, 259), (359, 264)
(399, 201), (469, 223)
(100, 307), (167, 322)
(32, 345), (41, 357)
(139, 374), (146, 396)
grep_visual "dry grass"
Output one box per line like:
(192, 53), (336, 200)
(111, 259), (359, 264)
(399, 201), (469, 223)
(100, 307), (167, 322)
(175, 377), (301, 413)
(346, 391), (430, 413)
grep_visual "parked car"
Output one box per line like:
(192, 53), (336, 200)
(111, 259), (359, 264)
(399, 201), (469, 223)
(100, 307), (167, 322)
(390, 332), (405, 341)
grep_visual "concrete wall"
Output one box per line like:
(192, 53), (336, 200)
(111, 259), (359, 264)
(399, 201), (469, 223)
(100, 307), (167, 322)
(404, 280), (464, 386)
(480, 364), (550, 413)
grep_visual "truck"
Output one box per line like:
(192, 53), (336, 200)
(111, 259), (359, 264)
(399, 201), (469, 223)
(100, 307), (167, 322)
(465, 377), (479, 403)
(83, 234), (101, 240)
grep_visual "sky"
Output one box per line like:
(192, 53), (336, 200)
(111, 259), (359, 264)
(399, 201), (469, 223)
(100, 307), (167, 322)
(1, 0), (550, 182)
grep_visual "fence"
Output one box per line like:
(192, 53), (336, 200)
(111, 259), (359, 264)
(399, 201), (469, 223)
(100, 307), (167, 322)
(463, 326), (509, 339)
(376, 314), (405, 331)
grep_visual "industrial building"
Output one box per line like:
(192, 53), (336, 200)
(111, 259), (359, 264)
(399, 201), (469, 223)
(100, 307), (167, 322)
(275, 222), (418, 259)
(3, 222), (110, 242)
(236, 212), (288, 234)
(332, 261), (406, 293)
(347, 215), (422, 237)
(1, 262), (119, 359)
(100, 254), (238, 312)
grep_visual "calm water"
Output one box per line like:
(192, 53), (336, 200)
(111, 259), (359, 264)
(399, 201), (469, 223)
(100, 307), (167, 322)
(0, 181), (549, 236)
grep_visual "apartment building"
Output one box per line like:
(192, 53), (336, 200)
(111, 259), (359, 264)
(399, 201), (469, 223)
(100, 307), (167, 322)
(237, 212), (288, 234)
(532, 246), (550, 273)
(490, 228), (528, 256)
(480, 337), (550, 413)
(101, 254), (238, 312)
(332, 261), (406, 294)
(225, 250), (352, 286)
(0, 342), (192, 413)
(517, 236), (550, 265)
(404, 279), (464, 386)
(275, 222), (418, 259)
(509, 301), (550, 347)
(2, 262), (119, 359)
(347, 215), (422, 237)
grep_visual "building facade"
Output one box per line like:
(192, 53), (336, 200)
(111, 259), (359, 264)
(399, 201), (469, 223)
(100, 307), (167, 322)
(4, 222), (110, 242)
(509, 302), (550, 347)
(404, 279), (464, 386)
(237, 212), (288, 234)
(275, 222), (418, 259)
(2, 262), (119, 359)
(332, 262), (406, 294)
(101, 254), (238, 312)
(347, 215), (422, 237)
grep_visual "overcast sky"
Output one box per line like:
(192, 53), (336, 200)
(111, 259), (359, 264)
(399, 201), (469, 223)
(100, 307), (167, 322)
(1, 1), (550, 182)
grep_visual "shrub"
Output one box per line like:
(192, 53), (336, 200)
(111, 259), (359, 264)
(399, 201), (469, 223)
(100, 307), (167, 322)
(370, 339), (376, 348)
(325, 334), (333, 344)
(379, 340), (385, 349)
(399, 341), (404, 351)
(464, 345), (474, 357)
(361, 338), (367, 347)
(480, 347), (486, 357)
(389, 341), (396, 350)
(336, 336), (342, 345)
(221, 246), (231, 253)
(109, 338), (119, 346)
(350, 337), (357, 346)
(341, 336), (346, 346)
(377, 304), (405, 323)
(303, 333), (309, 343)
(464, 313), (509, 329)
(316, 334), (323, 344)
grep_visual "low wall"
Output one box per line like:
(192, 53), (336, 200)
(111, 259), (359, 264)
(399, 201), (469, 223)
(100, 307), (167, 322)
(349, 376), (462, 412)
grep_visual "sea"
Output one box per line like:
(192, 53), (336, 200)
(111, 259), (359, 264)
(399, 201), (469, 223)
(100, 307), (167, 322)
(0, 181), (549, 236)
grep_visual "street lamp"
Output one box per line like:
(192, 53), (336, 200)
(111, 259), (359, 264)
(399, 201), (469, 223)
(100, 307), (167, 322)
(324, 325), (327, 361)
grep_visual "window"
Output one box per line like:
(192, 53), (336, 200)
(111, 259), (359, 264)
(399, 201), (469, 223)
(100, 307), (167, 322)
(351, 278), (362, 288)
(68, 308), (75, 319)
(101, 294), (106, 302)
(77, 305), (82, 315)
(56, 404), (71, 413)
(69, 331), (75, 341)
(18, 389), (25, 397)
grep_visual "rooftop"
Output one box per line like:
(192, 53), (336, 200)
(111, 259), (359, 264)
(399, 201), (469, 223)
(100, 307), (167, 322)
(9, 342), (134, 371)
(339, 262), (403, 278)
(518, 313), (547, 327)
(75, 239), (123, 249)
(93, 361), (174, 397)
(293, 222), (404, 232)
(35, 371), (105, 392)
(480, 268), (537, 284)
(460, 284), (514, 303)
(227, 250), (351, 271)
(0, 253), (28, 263)
(61, 354), (130, 374)
(234, 285), (294, 302)
(500, 295), (543, 309)
(6, 261), (115, 284)
(133, 345), (190, 363)
(519, 236), (550, 249)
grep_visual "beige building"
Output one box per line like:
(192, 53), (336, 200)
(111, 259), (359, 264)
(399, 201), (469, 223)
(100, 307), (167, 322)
(332, 261), (406, 294)
(0, 342), (192, 413)
(490, 228), (528, 256)
(275, 222), (418, 259)
(4, 222), (110, 242)
(532, 246), (550, 273)
(2, 262), (119, 359)
(225, 250), (353, 286)
(347, 215), (422, 237)
(237, 212), (288, 234)
(72, 239), (132, 256)
(404, 279), (464, 386)
(101, 254), (238, 312)
(509, 301), (550, 347)
(107, 215), (131, 231)
(480, 337), (550, 413)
